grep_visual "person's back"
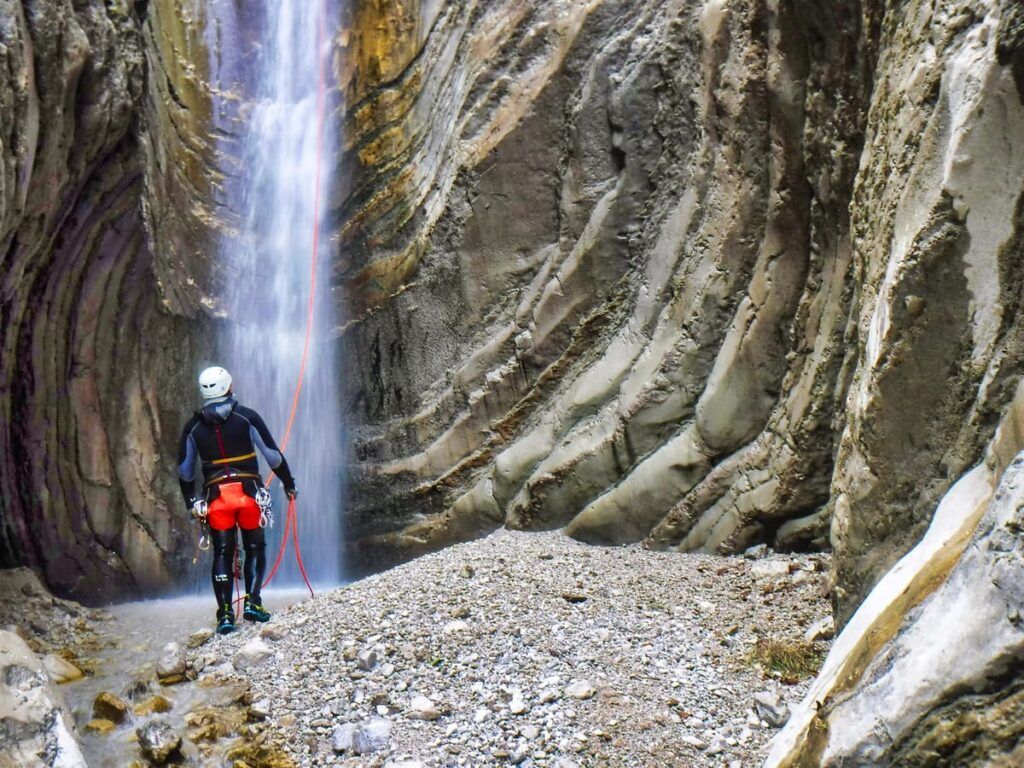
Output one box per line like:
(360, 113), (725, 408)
(178, 366), (297, 634)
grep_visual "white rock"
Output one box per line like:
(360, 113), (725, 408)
(473, 707), (491, 723)
(407, 694), (441, 721)
(331, 723), (356, 753)
(232, 638), (273, 671)
(509, 691), (530, 715)
(442, 620), (468, 635)
(0, 630), (87, 767)
(156, 642), (186, 679)
(803, 615), (835, 643)
(564, 680), (596, 700)
(751, 560), (791, 579)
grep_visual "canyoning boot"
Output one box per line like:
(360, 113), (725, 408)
(243, 595), (271, 623)
(216, 606), (237, 635)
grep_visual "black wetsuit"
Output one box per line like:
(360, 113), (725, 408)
(178, 396), (296, 613)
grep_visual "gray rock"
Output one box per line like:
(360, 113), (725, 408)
(352, 717), (393, 754)
(752, 690), (790, 728)
(357, 649), (379, 671)
(136, 720), (182, 764)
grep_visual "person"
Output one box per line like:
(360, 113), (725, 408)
(177, 366), (298, 634)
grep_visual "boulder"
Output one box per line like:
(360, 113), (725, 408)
(0, 630), (86, 767)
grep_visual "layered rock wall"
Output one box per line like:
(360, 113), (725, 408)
(0, 0), (215, 601)
(338, 0), (879, 580)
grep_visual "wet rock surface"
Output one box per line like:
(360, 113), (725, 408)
(211, 531), (832, 766)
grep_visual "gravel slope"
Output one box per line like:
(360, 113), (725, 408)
(200, 530), (833, 767)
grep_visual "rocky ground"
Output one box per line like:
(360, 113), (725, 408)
(194, 530), (834, 767)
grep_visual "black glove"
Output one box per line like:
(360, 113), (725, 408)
(285, 486), (299, 501)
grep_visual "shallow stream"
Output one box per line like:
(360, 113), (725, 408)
(64, 590), (310, 766)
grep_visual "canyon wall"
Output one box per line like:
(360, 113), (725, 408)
(0, 0), (219, 602)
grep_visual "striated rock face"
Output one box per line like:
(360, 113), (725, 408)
(337, 0), (875, 573)
(0, 0), (215, 601)
(337, 0), (1024, 624)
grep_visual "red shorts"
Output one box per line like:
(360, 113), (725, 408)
(207, 482), (261, 531)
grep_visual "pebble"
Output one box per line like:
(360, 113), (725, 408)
(565, 680), (596, 700)
(156, 642), (186, 679)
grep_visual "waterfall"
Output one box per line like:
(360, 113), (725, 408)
(207, 0), (343, 587)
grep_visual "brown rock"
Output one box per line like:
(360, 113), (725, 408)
(93, 691), (130, 724)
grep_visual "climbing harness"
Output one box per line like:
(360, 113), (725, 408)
(255, 487), (274, 529)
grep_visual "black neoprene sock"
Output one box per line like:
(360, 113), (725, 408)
(241, 527), (266, 603)
(211, 528), (236, 614)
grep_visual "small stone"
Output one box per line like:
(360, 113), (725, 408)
(565, 680), (596, 700)
(509, 691), (530, 715)
(458, 564), (475, 579)
(156, 643), (186, 680)
(133, 695), (173, 717)
(352, 717), (393, 754)
(681, 735), (705, 749)
(753, 690), (791, 727)
(751, 560), (791, 579)
(42, 653), (84, 684)
(136, 720), (182, 764)
(85, 718), (117, 735)
(357, 649), (378, 671)
(249, 698), (272, 720)
(473, 707), (490, 723)
(744, 543), (769, 559)
(442, 620), (468, 635)
(233, 638), (273, 671)
(261, 624), (289, 641)
(93, 691), (129, 723)
(187, 629), (214, 649)
(386, 761), (426, 768)
(407, 694), (442, 721)
(803, 615), (835, 643)
(561, 592), (588, 604)
(331, 723), (356, 753)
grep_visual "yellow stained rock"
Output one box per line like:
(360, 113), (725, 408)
(134, 694), (174, 716)
(84, 718), (117, 735)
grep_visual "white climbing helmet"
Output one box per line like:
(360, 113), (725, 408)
(198, 366), (232, 400)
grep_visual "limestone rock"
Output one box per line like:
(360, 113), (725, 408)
(352, 717), (393, 755)
(565, 680), (596, 700)
(0, 630), (87, 767)
(42, 654), (85, 684)
(187, 629), (214, 649)
(156, 643), (186, 681)
(233, 639), (274, 671)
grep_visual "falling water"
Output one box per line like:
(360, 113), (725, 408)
(207, 1), (343, 586)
